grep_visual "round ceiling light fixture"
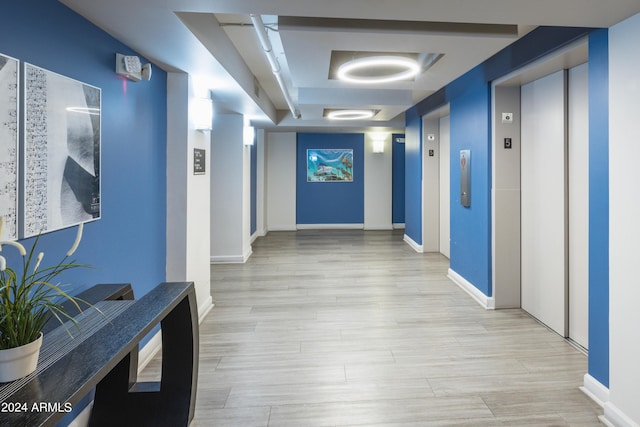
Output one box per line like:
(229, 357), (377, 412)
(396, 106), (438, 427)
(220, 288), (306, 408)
(326, 109), (375, 121)
(337, 56), (421, 84)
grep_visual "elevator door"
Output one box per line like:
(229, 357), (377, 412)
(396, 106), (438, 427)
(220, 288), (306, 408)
(568, 63), (589, 349)
(521, 70), (568, 337)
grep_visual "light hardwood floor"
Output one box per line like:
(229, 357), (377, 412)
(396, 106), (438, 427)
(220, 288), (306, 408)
(142, 230), (603, 426)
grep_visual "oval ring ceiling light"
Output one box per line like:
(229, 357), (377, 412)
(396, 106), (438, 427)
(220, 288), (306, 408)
(326, 110), (375, 120)
(337, 56), (421, 84)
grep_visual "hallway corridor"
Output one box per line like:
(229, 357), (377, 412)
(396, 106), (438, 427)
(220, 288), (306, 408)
(144, 230), (602, 426)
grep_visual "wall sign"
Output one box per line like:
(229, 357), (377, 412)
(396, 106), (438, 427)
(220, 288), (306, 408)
(193, 148), (205, 175)
(460, 149), (471, 207)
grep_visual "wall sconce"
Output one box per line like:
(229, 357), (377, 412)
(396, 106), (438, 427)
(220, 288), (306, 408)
(115, 53), (152, 82)
(370, 132), (388, 154)
(243, 118), (255, 146)
(193, 98), (213, 131)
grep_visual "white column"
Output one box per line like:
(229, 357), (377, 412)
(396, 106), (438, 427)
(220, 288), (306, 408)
(255, 129), (267, 238)
(607, 11), (640, 427)
(166, 72), (213, 319)
(364, 132), (392, 230)
(210, 113), (252, 263)
(265, 132), (297, 231)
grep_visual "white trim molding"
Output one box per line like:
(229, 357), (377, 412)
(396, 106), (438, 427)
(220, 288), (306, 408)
(267, 226), (297, 232)
(297, 223), (364, 230)
(581, 374), (610, 408)
(403, 234), (423, 253)
(448, 268), (495, 309)
(603, 402), (640, 427)
(364, 225), (394, 231)
(392, 223), (406, 229)
(211, 247), (252, 264)
(198, 296), (214, 324)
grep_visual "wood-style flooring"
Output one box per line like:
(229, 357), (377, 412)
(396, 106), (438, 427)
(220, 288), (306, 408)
(141, 230), (603, 426)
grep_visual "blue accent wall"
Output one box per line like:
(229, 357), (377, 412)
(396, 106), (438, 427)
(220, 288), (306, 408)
(296, 133), (364, 225)
(1, 0), (167, 298)
(588, 28), (609, 387)
(404, 110), (422, 244)
(1, 2), (167, 424)
(392, 134), (406, 224)
(449, 81), (493, 295)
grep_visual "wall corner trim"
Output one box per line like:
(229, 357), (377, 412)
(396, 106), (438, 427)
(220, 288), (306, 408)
(603, 401), (640, 427)
(448, 268), (495, 309)
(581, 374), (610, 408)
(403, 234), (423, 253)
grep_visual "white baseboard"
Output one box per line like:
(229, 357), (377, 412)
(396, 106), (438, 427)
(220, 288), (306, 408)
(198, 295), (214, 324)
(447, 268), (495, 309)
(581, 374), (610, 408)
(251, 229), (267, 243)
(267, 225), (297, 232)
(603, 401), (640, 427)
(297, 223), (364, 230)
(393, 223), (406, 229)
(403, 234), (423, 253)
(364, 225), (394, 230)
(210, 247), (252, 264)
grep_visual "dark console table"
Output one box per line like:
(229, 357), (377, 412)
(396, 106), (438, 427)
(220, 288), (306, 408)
(0, 282), (199, 427)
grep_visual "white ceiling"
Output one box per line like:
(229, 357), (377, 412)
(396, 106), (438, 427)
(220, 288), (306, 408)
(58, 0), (640, 131)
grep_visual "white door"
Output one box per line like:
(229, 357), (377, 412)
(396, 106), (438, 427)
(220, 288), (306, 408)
(439, 115), (451, 258)
(568, 63), (589, 349)
(521, 70), (568, 337)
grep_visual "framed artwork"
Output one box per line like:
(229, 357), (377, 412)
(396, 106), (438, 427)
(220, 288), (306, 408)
(22, 63), (101, 238)
(0, 53), (19, 240)
(307, 149), (353, 182)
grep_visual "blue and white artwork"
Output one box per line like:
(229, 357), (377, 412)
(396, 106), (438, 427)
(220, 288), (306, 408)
(23, 63), (101, 237)
(306, 149), (353, 182)
(0, 53), (19, 240)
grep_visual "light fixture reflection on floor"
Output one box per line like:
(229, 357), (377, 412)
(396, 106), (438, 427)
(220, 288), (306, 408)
(326, 109), (375, 120)
(337, 56), (420, 84)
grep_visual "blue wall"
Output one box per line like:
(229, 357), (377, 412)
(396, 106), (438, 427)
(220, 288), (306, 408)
(1, 2), (167, 424)
(449, 80), (492, 295)
(588, 29), (609, 387)
(404, 110), (422, 244)
(296, 133), (364, 225)
(1, 3), (167, 311)
(392, 134), (406, 224)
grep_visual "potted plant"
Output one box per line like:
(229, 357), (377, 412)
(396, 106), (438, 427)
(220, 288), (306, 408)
(0, 217), (88, 383)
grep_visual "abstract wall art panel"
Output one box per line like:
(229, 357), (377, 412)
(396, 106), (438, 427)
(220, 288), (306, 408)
(0, 53), (19, 240)
(23, 63), (101, 237)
